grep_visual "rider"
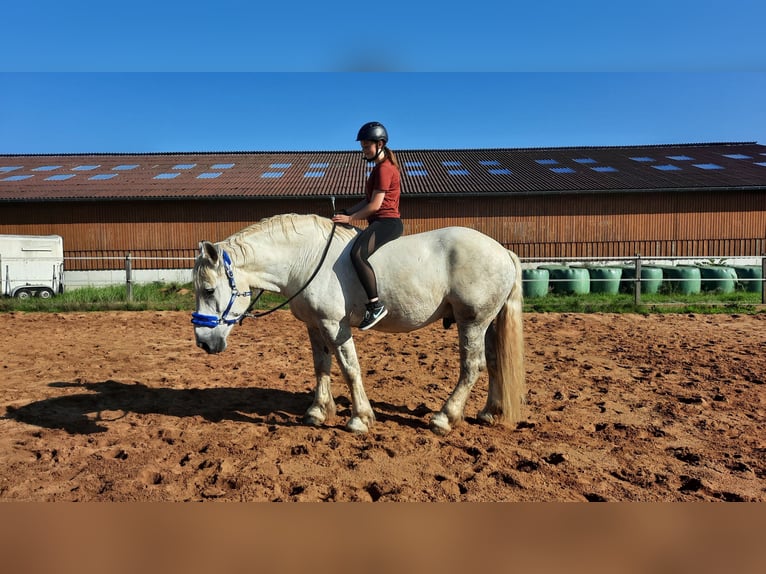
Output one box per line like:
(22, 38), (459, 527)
(332, 121), (403, 330)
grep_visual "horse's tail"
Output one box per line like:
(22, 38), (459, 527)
(494, 250), (526, 425)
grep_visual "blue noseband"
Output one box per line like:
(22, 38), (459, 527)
(191, 250), (252, 328)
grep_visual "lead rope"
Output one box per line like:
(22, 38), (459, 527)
(238, 222), (338, 324)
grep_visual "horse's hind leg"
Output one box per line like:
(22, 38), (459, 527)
(479, 321), (501, 424)
(430, 323), (488, 435)
(304, 326), (336, 426)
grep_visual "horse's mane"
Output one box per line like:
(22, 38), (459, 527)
(222, 213), (358, 260)
(193, 214), (358, 288)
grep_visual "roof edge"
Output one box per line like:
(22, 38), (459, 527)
(0, 141), (761, 158)
(2, 185), (764, 204)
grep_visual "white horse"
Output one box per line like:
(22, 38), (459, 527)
(192, 213), (525, 435)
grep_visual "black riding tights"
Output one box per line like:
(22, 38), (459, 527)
(350, 218), (403, 301)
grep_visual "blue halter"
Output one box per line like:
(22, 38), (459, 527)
(191, 222), (338, 328)
(191, 250), (252, 328)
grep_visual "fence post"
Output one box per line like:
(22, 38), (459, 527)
(762, 253), (765, 305)
(125, 252), (133, 302)
(634, 253), (642, 307)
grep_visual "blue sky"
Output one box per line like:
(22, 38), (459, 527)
(1, 1), (764, 154)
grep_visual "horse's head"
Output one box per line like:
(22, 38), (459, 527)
(191, 241), (253, 354)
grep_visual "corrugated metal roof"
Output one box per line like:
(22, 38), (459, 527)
(1, 142), (765, 202)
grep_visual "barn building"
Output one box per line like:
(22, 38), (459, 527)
(1, 141), (765, 279)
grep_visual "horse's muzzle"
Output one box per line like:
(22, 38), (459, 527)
(197, 340), (214, 354)
(195, 335), (227, 354)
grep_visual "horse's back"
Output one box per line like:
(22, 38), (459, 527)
(371, 226), (515, 329)
(422, 226), (515, 297)
(376, 226), (512, 279)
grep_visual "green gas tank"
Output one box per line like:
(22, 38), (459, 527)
(733, 265), (762, 293)
(522, 268), (550, 298)
(586, 266), (622, 294)
(699, 265), (737, 293)
(540, 265), (590, 295)
(658, 265), (701, 294)
(619, 265), (662, 294)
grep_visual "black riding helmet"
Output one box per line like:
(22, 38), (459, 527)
(356, 121), (388, 143)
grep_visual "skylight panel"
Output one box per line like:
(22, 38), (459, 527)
(652, 164), (681, 171)
(630, 157), (655, 162)
(722, 154), (751, 160)
(755, 162), (766, 167)
(535, 159), (558, 165)
(448, 169), (470, 175)
(551, 167), (575, 174)
(442, 161), (462, 167)
(693, 163), (724, 170)
(406, 170), (428, 176)
(89, 174), (118, 180)
(479, 160), (500, 166)
(488, 168), (512, 175)
(303, 171), (325, 178)
(591, 166), (618, 173)
(269, 163), (292, 169)
(113, 164), (139, 171)
(2, 175), (33, 181)
(153, 173), (180, 179)
(32, 165), (61, 171)
(261, 172), (284, 178)
(309, 162), (329, 169)
(45, 174), (76, 181)
(0, 166), (23, 173)
(197, 172), (222, 179)
(666, 155), (693, 161)
(172, 163), (197, 170)
(72, 165), (100, 171)
(211, 163), (235, 169)
(572, 158), (596, 164)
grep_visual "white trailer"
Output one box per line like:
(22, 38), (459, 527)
(0, 234), (64, 298)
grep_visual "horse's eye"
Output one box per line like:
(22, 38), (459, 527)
(204, 288), (215, 297)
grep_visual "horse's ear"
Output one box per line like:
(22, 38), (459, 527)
(199, 241), (220, 264)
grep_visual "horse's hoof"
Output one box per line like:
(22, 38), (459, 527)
(303, 407), (326, 426)
(477, 410), (497, 425)
(304, 414), (324, 427)
(346, 417), (369, 434)
(429, 412), (451, 435)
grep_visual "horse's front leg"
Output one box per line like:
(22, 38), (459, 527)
(304, 326), (336, 426)
(331, 325), (375, 434)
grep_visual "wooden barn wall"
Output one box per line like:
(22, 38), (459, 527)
(0, 199), (332, 270)
(0, 190), (763, 270)
(403, 190), (766, 259)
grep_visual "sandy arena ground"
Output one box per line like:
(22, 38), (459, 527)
(0, 310), (764, 501)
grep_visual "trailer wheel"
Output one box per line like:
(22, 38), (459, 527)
(15, 289), (33, 299)
(37, 288), (55, 299)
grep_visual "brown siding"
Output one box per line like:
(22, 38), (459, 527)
(401, 190), (766, 258)
(0, 199), (334, 270)
(0, 190), (764, 271)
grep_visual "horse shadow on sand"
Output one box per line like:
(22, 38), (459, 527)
(4, 379), (429, 435)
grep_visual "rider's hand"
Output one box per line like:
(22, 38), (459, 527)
(332, 211), (351, 224)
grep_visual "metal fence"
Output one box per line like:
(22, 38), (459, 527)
(58, 252), (766, 307)
(521, 254), (766, 306)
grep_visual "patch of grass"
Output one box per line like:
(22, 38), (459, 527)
(0, 282), (286, 313)
(523, 291), (763, 314)
(1, 282), (762, 315)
